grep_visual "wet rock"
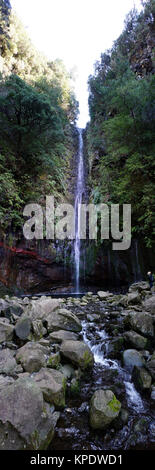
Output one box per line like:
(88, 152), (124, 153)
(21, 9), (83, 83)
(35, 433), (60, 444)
(0, 348), (22, 376)
(142, 296), (155, 315)
(106, 337), (124, 359)
(120, 408), (129, 424)
(46, 308), (82, 333)
(16, 342), (49, 373)
(49, 330), (78, 344)
(89, 389), (121, 429)
(60, 340), (94, 370)
(87, 314), (100, 322)
(132, 366), (152, 391)
(151, 386), (155, 405)
(0, 377), (59, 449)
(124, 331), (148, 350)
(128, 311), (154, 337)
(15, 317), (32, 341)
(33, 368), (66, 408)
(123, 349), (145, 369)
(0, 321), (14, 344)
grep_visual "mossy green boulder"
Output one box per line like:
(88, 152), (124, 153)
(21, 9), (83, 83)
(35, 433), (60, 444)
(90, 389), (121, 429)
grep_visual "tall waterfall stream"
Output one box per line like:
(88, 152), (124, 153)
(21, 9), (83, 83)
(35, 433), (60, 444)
(74, 129), (85, 292)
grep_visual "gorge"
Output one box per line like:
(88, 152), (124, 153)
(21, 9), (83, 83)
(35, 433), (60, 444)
(0, 0), (155, 455)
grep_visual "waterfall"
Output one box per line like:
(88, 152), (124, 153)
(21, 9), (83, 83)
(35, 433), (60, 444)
(74, 129), (85, 292)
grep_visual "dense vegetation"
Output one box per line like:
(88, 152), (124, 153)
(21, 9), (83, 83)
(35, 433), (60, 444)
(0, 2), (78, 233)
(86, 0), (155, 247)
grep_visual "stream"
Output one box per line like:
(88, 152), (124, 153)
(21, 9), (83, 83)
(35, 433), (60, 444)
(49, 297), (155, 451)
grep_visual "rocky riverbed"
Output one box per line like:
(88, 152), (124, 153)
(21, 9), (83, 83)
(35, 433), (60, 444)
(0, 282), (155, 450)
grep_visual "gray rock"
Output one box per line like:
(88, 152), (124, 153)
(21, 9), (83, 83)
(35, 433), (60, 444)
(90, 389), (121, 429)
(33, 368), (66, 408)
(0, 377), (59, 450)
(0, 375), (14, 390)
(46, 309), (82, 333)
(60, 340), (94, 370)
(0, 321), (14, 344)
(132, 366), (152, 391)
(15, 317), (32, 341)
(97, 291), (110, 300)
(146, 359), (155, 380)
(123, 349), (145, 369)
(49, 330), (78, 344)
(128, 312), (154, 337)
(16, 342), (49, 373)
(24, 298), (62, 321)
(124, 331), (148, 350)
(129, 282), (149, 293)
(0, 349), (22, 376)
(127, 292), (141, 304)
(47, 352), (61, 369)
(59, 364), (75, 379)
(32, 320), (47, 340)
(142, 296), (155, 315)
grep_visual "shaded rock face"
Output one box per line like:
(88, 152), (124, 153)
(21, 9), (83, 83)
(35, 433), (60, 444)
(0, 378), (59, 450)
(0, 237), (154, 293)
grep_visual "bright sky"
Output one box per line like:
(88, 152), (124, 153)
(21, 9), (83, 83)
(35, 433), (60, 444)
(11, 0), (142, 127)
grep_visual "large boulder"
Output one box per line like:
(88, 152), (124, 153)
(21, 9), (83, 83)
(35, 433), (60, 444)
(127, 292), (141, 305)
(97, 291), (111, 300)
(0, 377), (59, 450)
(128, 312), (154, 337)
(0, 321), (14, 344)
(124, 331), (148, 350)
(16, 342), (49, 373)
(0, 349), (22, 376)
(49, 330), (78, 344)
(46, 308), (82, 333)
(132, 366), (152, 391)
(129, 282), (149, 293)
(24, 298), (62, 322)
(33, 368), (66, 408)
(90, 389), (121, 429)
(142, 296), (155, 315)
(123, 349), (145, 369)
(60, 340), (94, 370)
(15, 317), (32, 341)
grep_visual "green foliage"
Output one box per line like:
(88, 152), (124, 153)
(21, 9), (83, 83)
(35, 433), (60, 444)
(87, 0), (155, 247)
(0, 9), (78, 233)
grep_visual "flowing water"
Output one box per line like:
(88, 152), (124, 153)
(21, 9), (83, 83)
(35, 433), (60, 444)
(50, 298), (155, 451)
(74, 129), (85, 292)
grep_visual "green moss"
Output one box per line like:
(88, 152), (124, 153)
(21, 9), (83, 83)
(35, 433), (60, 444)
(31, 429), (40, 449)
(82, 350), (93, 369)
(70, 378), (80, 396)
(108, 395), (121, 413)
